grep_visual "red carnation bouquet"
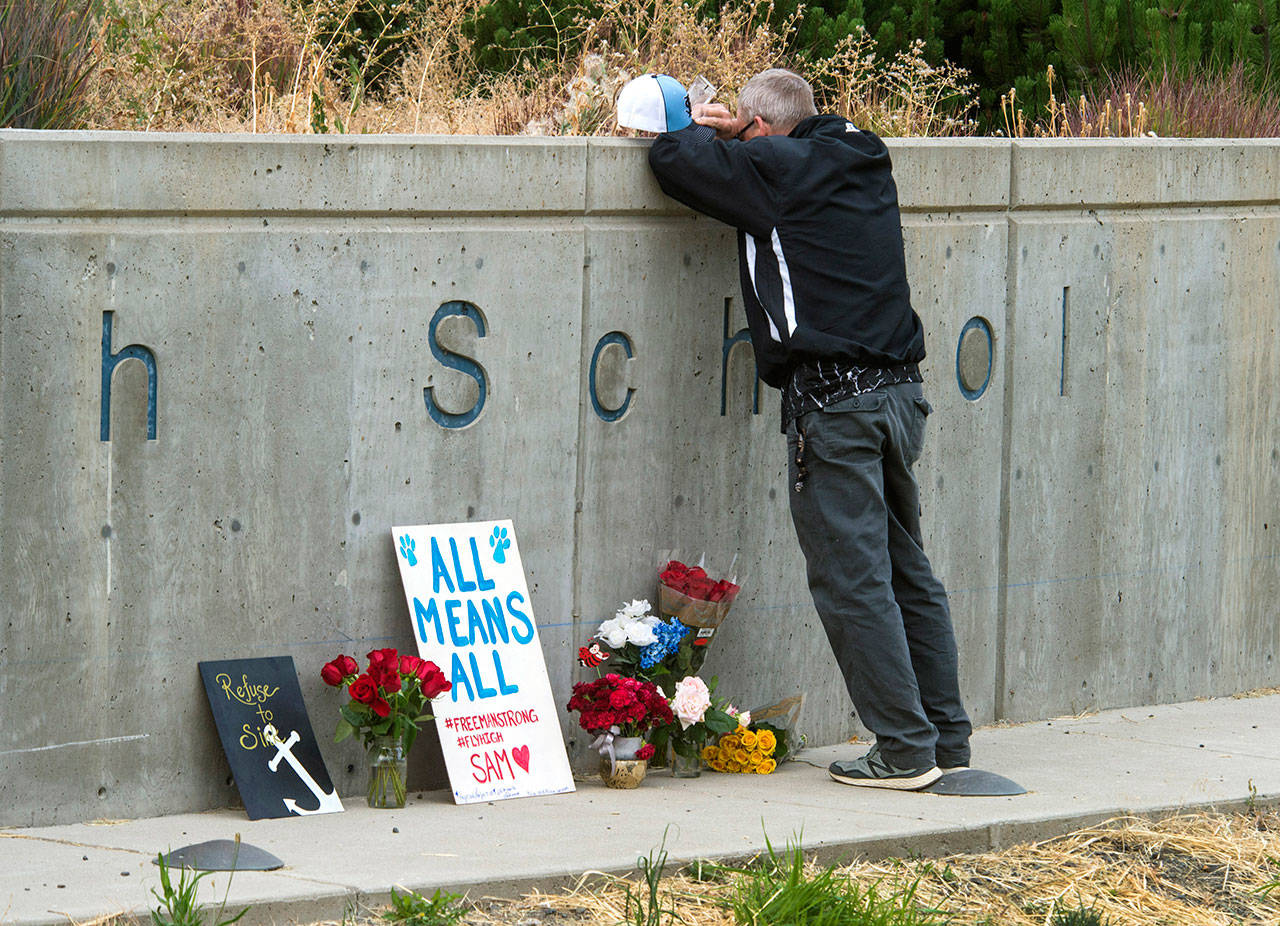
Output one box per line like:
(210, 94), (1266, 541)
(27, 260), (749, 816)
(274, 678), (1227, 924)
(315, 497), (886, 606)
(566, 673), (673, 738)
(321, 648), (451, 755)
(657, 556), (741, 641)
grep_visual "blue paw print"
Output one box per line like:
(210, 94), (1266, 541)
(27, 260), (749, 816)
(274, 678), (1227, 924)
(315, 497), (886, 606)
(489, 526), (511, 564)
(398, 534), (417, 567)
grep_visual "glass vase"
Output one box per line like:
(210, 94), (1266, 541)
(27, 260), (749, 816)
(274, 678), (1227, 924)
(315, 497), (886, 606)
(646, 733), (670, 769)
(600, 758), (648, 788)
(671, 749), (702, 779)
(367, 736), (408, 809)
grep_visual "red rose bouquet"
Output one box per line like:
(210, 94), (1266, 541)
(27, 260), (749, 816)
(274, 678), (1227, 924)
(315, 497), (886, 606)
(651, 557), (742, 681)
(321, 648), (451, 807)
(657, 558), (741, 633)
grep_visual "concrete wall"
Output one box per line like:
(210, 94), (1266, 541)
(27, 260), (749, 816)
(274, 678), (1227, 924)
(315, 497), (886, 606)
(1, 131), (1276, 827)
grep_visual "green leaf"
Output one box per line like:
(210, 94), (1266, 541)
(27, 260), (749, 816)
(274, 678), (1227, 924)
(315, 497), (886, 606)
(672, 739), (700, 758)
(334, 718), (356, 743)
(339, 703), (366, 728)
(704, 709), (738, 734)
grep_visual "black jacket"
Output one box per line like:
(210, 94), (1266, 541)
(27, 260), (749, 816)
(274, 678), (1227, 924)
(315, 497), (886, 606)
(648, 114), (926, 388)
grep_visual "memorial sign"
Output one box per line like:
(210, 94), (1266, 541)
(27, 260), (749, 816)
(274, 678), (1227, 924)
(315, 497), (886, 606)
(391, 520), (575, 803)
(199, 656), (343, 819)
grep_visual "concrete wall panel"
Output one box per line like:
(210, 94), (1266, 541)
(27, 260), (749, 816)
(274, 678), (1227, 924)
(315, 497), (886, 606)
(0, 131), (588, 215)
(2, 131), (1277, 825)
(0, 218), (584, 825)
(901, 216), (1009, 726)
(889, 139), (1011, 211)
(1002, 211), (1280, 719)
(1012, 139), (1280, 208)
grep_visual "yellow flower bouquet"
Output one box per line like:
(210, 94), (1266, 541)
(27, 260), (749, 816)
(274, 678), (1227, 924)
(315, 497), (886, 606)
(701, 724), (781, 774)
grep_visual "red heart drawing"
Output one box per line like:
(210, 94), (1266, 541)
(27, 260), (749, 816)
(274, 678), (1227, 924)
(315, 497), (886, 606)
(512, 745), (530, 773)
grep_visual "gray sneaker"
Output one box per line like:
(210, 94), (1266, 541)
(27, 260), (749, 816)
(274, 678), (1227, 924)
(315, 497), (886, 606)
(828, 745), (941, 790)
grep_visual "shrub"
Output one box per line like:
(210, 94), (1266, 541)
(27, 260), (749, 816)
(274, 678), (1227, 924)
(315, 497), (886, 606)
(462, 0), (599, 74)
(89, 0), (303, 130)
(808, 28), (979, 136)
(0, 0), (96, 128)
(308, 0), (434, 96)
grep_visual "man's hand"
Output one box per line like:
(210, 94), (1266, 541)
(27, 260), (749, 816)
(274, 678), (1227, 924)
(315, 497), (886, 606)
(692, 102), (747, 141)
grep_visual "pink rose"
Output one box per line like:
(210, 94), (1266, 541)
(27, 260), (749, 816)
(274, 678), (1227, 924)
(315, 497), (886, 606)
(671, 676), (710, 730)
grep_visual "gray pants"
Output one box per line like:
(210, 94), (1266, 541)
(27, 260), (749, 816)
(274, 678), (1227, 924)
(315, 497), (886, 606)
(786, 382), (971, 769)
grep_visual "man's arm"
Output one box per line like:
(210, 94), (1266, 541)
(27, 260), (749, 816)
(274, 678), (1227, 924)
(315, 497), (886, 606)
(647, 126), (777, 238)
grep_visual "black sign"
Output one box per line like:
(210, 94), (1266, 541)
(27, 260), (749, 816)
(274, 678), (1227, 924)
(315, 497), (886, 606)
(199, 657), (343, 820)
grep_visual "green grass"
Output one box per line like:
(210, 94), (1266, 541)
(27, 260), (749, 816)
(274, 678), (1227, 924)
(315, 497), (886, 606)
(150, 852), (247, 926)
(381, 887), (468, 926)
(0, 0), (96, 128)
(1048, 902), (1113, 926)
(728, 836), (945, 926)
(625, 829), (677, 926)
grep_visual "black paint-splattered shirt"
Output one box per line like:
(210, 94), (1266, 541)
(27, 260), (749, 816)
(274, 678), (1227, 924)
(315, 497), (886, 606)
(781, 360), (922, 433)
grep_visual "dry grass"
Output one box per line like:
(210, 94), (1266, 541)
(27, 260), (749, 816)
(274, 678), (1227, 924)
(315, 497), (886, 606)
(809, 30), (978, 138)
(421, 811), (1280, 926)
(81, 0), (978, 135)
(856, 812), (1280, 925)
(1000, 63), (1280, 138)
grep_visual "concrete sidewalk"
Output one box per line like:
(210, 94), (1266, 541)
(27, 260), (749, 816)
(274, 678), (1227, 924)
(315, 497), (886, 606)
(4, 693), (1278, 926)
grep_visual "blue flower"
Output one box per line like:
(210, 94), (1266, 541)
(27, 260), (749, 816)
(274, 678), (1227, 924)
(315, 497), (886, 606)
(639, 619), (690, 669)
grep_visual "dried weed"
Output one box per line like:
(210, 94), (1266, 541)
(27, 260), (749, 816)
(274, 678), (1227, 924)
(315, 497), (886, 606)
(81, 0), (978, 135)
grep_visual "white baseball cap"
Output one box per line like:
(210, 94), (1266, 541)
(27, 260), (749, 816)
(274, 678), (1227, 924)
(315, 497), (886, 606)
(616, 74), (696, 133)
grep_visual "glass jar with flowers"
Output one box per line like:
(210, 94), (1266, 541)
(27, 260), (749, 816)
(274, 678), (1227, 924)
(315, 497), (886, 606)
(659, 676), (741, 778)
(566, 673), (673, 788)
(321, 648), (451, 808)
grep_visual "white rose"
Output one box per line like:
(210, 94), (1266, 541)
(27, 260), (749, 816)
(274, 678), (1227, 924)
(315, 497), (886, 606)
(671, 676), (711, 730)
(624, 616), (659, 647)
(617, 599), (652, 620)
(595, 617), (630, 648)
(736, 711), (751, 728)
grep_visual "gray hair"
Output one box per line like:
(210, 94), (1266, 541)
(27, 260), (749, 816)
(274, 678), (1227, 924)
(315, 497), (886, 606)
(738, 69), (817, 133)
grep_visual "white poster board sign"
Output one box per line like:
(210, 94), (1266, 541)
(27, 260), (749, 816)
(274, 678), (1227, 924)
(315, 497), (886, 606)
(391, 520), (575, 803)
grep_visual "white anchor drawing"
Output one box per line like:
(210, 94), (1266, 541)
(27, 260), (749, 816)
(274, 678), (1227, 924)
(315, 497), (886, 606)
(262, 724), (344, 816)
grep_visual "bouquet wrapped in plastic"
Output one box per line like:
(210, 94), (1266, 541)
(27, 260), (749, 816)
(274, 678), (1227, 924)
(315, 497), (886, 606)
(656, 555), (741, 643)
(576, 556), (743, 684)
(652, 555), (740, 679)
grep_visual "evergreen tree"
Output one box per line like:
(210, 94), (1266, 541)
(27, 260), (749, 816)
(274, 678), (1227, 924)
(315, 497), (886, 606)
(1049, 0), (1121, 83)
(1143, 0), (1205, 71)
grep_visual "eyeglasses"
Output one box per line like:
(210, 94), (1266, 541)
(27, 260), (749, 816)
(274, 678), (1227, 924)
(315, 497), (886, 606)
(734, 118), (757, 141)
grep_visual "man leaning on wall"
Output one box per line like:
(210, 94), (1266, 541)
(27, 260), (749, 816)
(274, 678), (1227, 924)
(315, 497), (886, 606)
(622, 68), (972, 790)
